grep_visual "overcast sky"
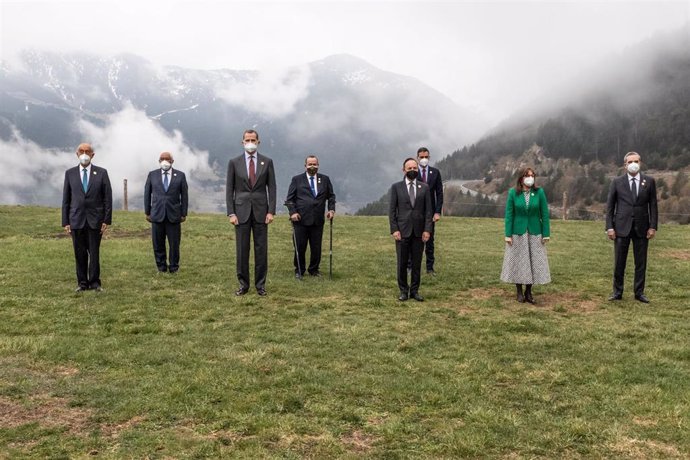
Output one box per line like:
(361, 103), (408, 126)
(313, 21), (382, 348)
(2, 0), (689, 124)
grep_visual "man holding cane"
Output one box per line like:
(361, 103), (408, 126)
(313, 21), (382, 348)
(285, 155), (336, 278)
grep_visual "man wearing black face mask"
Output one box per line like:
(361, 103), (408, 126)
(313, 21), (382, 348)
(285, 155), (336, 277)
(389, 158), (433, 301)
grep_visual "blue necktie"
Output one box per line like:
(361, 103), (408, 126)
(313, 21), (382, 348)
(310, 175), (316, 197)
(82, 168), (88, 192)
(164, 172), (169, 192)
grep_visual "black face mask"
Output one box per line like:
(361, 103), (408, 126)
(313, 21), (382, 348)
(405, 170), (418, 180)
(307, 167), (318, 175)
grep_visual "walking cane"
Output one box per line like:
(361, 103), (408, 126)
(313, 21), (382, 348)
(284, 201), (302, 280)
(329, 216), (333, 280)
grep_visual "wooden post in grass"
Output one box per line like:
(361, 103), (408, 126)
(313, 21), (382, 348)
(562, 191), (567, 220)
(123, 179), (128, 211)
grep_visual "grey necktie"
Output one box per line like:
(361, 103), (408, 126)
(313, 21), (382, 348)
(631, 177), (637, 201)
(408, 181), (415, 206)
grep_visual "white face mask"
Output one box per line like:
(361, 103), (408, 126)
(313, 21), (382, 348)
(418, 158), (429, 167)
(160, 160), (172, 171)
(244, 142), (258, 154)
(627, 162), (640, 174)
(523, 176), (535, 187)
(79, 154), (91, 166)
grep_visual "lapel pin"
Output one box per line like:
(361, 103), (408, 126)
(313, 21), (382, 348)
(174, 173), (177, 177)
(93, 171), (97, 175)
(318, 178), (321, 184)
(261, 161), (265, 166)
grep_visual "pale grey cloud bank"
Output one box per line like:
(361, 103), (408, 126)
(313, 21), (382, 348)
(2, 1), (688, 124)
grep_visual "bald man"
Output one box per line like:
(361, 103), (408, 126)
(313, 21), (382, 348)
(62, 143), (113, 292)
(144, 152), (189, 273)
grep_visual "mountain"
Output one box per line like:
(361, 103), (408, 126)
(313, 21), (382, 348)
(435, 26), (690, 181)
(359, 26), (690, 222)
(0, 52), (484, 212)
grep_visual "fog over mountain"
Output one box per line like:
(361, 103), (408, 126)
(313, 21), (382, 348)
(0, 52), (485, 212)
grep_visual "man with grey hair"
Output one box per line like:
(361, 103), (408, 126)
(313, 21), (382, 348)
(144, 151), (188, 274)
(606, 151), (658, 303)
(285, 155), (336, 277)
(62, 143), (112, 292)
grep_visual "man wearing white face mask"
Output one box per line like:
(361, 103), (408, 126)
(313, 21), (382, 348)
(415, 147), (443, 274)
(226, 129), (277, 296)
(62, 143), (112, 292)
(606, 151), (658, 303)
(144, 151), (189, 273)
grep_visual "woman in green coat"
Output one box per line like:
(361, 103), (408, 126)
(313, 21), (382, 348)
(500, 167), (551, 303)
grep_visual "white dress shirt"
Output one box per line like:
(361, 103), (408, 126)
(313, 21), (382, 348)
(306, 172), (318, 195)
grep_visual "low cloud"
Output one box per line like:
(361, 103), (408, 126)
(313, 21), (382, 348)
(215, 65), (312, 118)
(0, 104), (221, 212)
(0, 129), (74, 205)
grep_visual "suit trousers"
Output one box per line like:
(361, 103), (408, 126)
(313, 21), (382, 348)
(71, 227), (103, 288)
(424, 222), (436, 271)
(397, 235), (424, 294)
(293, 222), (324, 275)
(613, 230), (649, 296)
(407, 222), (435, 271)
(235, 213), (268, 290)
(152, 220), (181, 272)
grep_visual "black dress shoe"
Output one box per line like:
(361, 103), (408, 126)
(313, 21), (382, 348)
(635, 294), (650, 303)
(398, 292), (409, 301)
(93, 286), (103, 292)
(235, 287), (249, 296)
(411, 292), (424, 302)
(426, 270), (436, 276)
(295, 272), (302, 279)
(75, 286), (87, 293)
(309, 271), (322, 277)
(257, 288), (267, 296)
(608, 294), (623, 301)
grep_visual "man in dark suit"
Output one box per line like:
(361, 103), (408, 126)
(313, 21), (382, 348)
(416, 147), (443, 274)
(144, 151), (189, 274)
(606, 151), (658, 303)
(226, 129), (277, 296)
(62, 143), (112, 292)
(389, 158), (433, 301)
(285, 155), (336, 277)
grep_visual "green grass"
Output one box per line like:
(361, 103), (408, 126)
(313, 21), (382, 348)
(0, 205), (689, 458)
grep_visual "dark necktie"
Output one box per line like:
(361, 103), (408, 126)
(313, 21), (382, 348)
(408, 181), (415, 206)
(249, 156), (256, 187)
(421, 168), (427, 183)
(631, 177), (637, 202)
(163, 171), (169, 192)
(310, 175), (317, 197)
(82, 168), (88, 192)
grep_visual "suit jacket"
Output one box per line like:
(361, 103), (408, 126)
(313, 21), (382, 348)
(606, 173), (658, 237)
(504, 187), (550, 237)
(144, 168), (189, 223)
(285, 173), (336, 226)
(389, 180), (433, 238)
(226, 153), (277, 224)
(62, 165), (113, 229)
(419, 165), (444, 214)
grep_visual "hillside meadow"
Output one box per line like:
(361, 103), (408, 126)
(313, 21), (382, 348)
(0, 205), (689, 458)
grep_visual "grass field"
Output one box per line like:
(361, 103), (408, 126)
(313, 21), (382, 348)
(0, 205), (689, 458)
